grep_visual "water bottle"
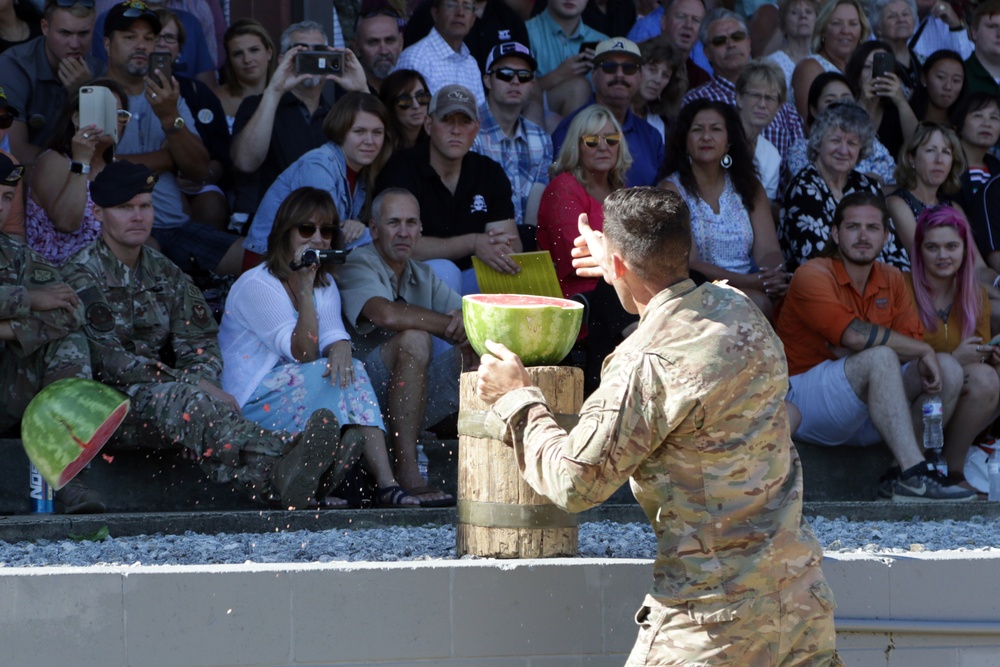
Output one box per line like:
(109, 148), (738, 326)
(922, 396), (944, 452)
(416, 444), (429, 481)
(989, 452), (1000, 502)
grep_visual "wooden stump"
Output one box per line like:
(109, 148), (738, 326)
(456, 366), (583, 558)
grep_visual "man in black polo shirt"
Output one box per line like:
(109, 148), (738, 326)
(230, 20), (367, 228)
(375, 84), (520, 295)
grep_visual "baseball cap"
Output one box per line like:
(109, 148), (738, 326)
(91, 160), (157, 208)
(104, 0), (162, 36)
(485, 42), (537, 72)
(593, 37), (642, 64)
(428, 84), (478, 120)
(0, 153), (23, 187)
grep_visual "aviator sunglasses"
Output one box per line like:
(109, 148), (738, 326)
(709, 30), (748, 47)
(490, 68), (535, 83)
(581, 132), (622, 148)
(296, 223), (337, 240)
(395, 91), (432, 109)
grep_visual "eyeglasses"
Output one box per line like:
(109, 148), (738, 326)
(596, 60), (640, 75)
(291, 42), (329, 51)
(296, 223), (337, 240)
(442, 0), (474, 12)
(490, 67), (534, 83)
(741, 91), (780, 106)
(394, 91), (432, 109)
(156, 33), (179, 45)
(709, 30), (748, 47)
(0, 112), (13, 129)
(117, 109), (132, 124)
(581, 132), (622, 147)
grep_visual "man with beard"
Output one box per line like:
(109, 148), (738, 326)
(353, 0), (404, 93)
(775, 192), (976, 501)
(0, 0), (104, 165)
(100, 0), (244, 276)
(682, 8), (803, 159)
(551, 38), (664, 187)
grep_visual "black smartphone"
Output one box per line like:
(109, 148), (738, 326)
(295, 50), (344, 76)
(149, 51), (173, 86)
(872, 51), (895, 79)
(578, 41), (599, 54)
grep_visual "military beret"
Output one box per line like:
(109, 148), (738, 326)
(90, 160), (157, 208)
(0, 153), (23, 187)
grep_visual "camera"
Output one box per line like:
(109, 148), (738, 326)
(295, 50), (344, 76)
(300, 248), (349, 267)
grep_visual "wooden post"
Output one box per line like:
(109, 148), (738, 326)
(456, 366), (583, 558)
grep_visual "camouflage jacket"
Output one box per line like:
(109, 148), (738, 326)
(485, 279), (822, 605)
(0, 233), (82, 357)
(61, 239), (222, 391)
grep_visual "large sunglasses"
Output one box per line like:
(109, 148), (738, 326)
(709, 30), (748, 47)
(581, 132), (622, 148)
(596, 61), (640, 75)
(395, 91), (432, 109)
(491, 67), (534, 83)
(296, 223), (337, 240)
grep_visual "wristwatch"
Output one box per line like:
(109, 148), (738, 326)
(69, 161), (91, 175)
(163, 116), (185, 135)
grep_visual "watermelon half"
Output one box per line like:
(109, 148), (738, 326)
(21, 378), (130, 489)
(463, 294), (584, 366)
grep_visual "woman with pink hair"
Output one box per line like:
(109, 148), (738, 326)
(907, 204), (1000, 491)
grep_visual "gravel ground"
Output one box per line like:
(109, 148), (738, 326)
(1, 515), (999, 567)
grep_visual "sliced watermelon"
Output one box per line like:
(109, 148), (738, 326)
(463, 293), (584, 366)
(21, 378), (130, 489)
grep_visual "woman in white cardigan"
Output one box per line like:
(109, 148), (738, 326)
(219, 187), (418, 508)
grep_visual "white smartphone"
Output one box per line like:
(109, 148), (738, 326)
(79, 85), (118, 144)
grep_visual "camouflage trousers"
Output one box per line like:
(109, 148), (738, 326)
(0, 332), (91, 433)
(625, 566), (843, 667)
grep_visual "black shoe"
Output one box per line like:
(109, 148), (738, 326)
(893, 462), (976, 502)
(877, 466), (900, 499)
(55, 478), (106, 514)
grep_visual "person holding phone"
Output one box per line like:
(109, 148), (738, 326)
(905, 205), (1000, 492)
(846, 40), (917, 161)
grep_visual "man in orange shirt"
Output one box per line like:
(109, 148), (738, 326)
(776, 192), (976, 501)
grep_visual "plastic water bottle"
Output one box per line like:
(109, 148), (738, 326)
(989, 452), (1000, 502)
(922, 396), (944, 452)
(416, 444), (429, 481)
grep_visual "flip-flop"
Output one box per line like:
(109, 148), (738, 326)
(407, 484), (456, 508)
(376, 485), (419, 508)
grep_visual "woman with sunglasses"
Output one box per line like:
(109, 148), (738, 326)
(537, 104), (636, 392)
(379, 69), (431, 151)
(245, 92), (393, 261)
(660, 99), (788, 318)
(220, 187), (419, 509)
(905, 205), (1000, 493)
(25, 78), (131, 265)
(216, 19), (276, 134)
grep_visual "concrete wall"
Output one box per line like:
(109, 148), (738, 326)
(2, 552), (999, 666)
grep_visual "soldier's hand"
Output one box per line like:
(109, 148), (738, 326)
(198, 378), (242, 414)
(477, 339), (531, 405)
(571, 213), (606, 279)
(27, 283), (80, 312)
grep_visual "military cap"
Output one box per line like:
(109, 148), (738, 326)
(90, 160), (157, 207)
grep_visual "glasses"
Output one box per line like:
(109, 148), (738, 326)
(596, 61), (640, 75)
(442, 0), (474, 11)
(156, 33), (179, 45)
(741, 91), (780, 106)
(296, 223), (337, 240)
(0, 112), (13, 129)
(491, 68), (534, 83)
(581, 132), (622, 148)
(394, 91), (432, 109)
(117, 109), (132, 125)
(709, 30), (748, 47)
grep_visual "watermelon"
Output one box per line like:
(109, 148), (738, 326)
(463, 294), (584, 366)
(21, 378), (130, 489)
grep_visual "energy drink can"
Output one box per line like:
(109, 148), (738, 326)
(29, 463), (54, 513)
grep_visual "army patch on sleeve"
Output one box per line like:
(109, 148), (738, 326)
(78, 285), (116, 333)
(30, 268), (56, 285)
(191, 303), (211, 327)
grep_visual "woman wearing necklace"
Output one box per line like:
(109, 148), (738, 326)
(905, 205), (1000, 492)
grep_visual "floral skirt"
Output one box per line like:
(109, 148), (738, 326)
(242, 358), (385, 436)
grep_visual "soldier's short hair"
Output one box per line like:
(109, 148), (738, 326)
(602, 187), (691, 283)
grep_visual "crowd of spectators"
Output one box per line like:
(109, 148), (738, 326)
(5, 0), (1000, 512)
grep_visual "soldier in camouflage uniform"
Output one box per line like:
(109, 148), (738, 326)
(478, 188), (842, 666)
(60, 160), (362, 510)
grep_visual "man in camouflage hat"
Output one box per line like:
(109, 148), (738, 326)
(477, 188), (841, 666)
(0, 153), (104, 513)
(60, 160), (362, 509)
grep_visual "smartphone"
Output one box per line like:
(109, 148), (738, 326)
(872, 51), (895, 79)
(79, 85), (118, 143)
(988, 333), (1000, 346)
(578, 41), (599, 54)
(295, 50), (343, 76)
(149, 52), (173, 87)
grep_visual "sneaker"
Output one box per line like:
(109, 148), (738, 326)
(270, 409), (341, 510)
(877, 466), (900, 499)
(55, 478), (106, 514)
(892, 462), (977, 502)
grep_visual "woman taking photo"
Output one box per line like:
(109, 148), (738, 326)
(379, 69), (431, 151)
(660, 99), (788, 317)
(870, 0), (921, 91)
(907, 205), (1000, 492)
(25, 78), (131, 265)
(220, 187), (419, 508)
(215, 19), (276, 132)
(631, 37), (687, 143)
(246, 92), (393, 260)
(844, 40), (917, 160)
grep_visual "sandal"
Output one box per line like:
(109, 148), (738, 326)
(407, 484), (456, 508)
(376, 485), (419, 508)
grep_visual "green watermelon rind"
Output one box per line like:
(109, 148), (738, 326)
(21, 378), (130, 490)
(463, 293), (584, 366)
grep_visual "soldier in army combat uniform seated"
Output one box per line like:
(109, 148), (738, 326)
(61, 160), (363, 510)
